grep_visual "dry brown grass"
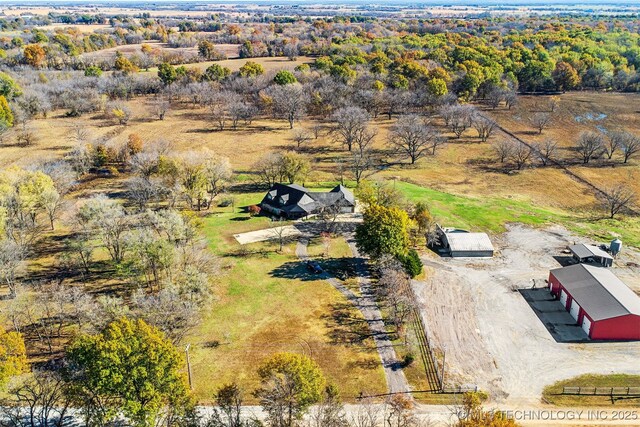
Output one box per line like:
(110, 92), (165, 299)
(5, 91), (639, 213)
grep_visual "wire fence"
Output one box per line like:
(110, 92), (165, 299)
(562, 386), (640, 396)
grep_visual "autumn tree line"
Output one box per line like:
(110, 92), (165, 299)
(3, 12), (640, 95)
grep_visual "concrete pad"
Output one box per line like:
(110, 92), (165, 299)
(233, 225), (301, 245)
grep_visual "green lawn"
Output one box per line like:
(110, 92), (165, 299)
(543, 374), (640, 407)
(396, 181), (640, 247)
(188, 198), (386, 403)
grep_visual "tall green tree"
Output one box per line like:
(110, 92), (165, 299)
(0, 72), (22, 99)
(255, 352), (326, 427)
(66, 317), (192, 427)
(157, 62), (178, 85)
(273, 70), (298, 85)
(239, 61), (265, 78)
(203, 63), (231, 82)
(355, 204), (410, 258)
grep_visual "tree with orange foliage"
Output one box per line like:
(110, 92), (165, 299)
(127, 133), (144, 156)
(455, 392), (521, 427)
(23, 44), (46, 67)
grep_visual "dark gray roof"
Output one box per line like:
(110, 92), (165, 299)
(260, 183), (355, 215)
(331, 185), (355, 205)
(551, 264), (640, 321)
(569, 244), (613, 260)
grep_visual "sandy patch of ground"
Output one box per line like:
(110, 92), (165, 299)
(413, 224), (640, 405)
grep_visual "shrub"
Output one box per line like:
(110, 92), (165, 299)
(218, 198), (233, 207)
(248, 204), (261, 216)
(398, 249), (423, 278)
(84, 65), (103, 77)
(273, 70), (297, 85)
(403, 353), (415, 367)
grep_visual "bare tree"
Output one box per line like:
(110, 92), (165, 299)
(486, 87), (504, 109)
(472, 115), (496, 142)
(504, 90), (518, 110)
(127, 176), (164, 210)
(131, 287), (201, 344)
(534, 138), (558, 166)
(348, 396), (381, 427)
(575, 132), (604, 164)
(349, 150), (376, 185)
(600, 184), (636, 219)
(493, 140), (513, 163)
(378, 266), (414, 337)
(76, 195), (130, 263)
(388, 115), (444, 164)
(530, 112), (552, 134)
(203, 154), (233, 208)
(613, 131), (640, 164)
(510, 142), (533, 170)
(446, 104), (475, 138)
(16, 125), (38, 147)
(353, 126), (377, 155)
(0, 370), (73, 427)
(252, 153), (284, 187)
(604, 131), (623, 160)
(151, 98), (170, 120)
(292, 129), (313, 150)
(0, 241), (26, 299)
(0, 121), (8, 144)
(311, 123), (323, 139)
(266, 84), (308, 129)
(331, 106), (371, 152)
(306, 386), (348, 427)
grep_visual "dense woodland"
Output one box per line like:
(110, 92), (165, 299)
(0, 8), (637, 427)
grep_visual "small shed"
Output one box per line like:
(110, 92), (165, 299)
(569, 244), (614, 267)
(549, 264), (640, 340)
(437, 226), (494, 258)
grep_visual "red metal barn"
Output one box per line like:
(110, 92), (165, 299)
(548, 264), (640, 340)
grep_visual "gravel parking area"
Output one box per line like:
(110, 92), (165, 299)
(412, 224), (640, 405)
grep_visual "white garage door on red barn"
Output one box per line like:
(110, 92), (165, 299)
(581, 316), (592, 336)
(570, 299), (581, 321)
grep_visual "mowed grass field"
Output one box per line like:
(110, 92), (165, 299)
(189, 196), (387, 402)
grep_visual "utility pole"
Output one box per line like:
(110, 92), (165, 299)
(185, 344), (193, 390)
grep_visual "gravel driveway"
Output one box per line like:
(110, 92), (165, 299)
(412, 224), (640, 405)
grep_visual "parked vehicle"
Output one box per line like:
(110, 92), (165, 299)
(306, 260), (323, 274)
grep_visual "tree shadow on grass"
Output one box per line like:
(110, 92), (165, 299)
(269, 260), (318, 281)
(322, 301), (377, 348)
(269, 257), (358, 282)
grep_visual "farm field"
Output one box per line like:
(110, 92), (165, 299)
(81, 42), (242, 63)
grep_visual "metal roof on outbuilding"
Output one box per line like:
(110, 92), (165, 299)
(551, 264), (640, 321)
(445, 232), (494, 253)
(569, 244), (613, 260)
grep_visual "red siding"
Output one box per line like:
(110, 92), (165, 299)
(547, 272), (640, 340)
(590, 315), (640, 340)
